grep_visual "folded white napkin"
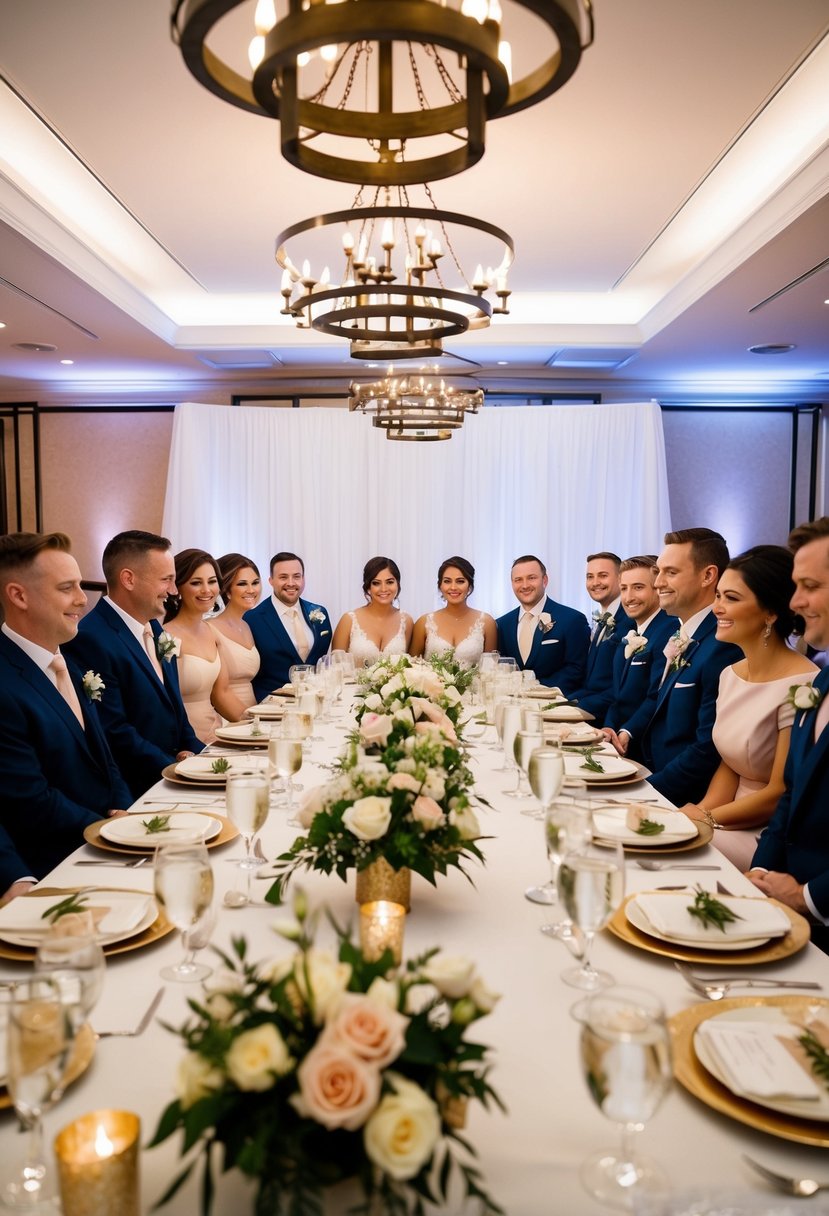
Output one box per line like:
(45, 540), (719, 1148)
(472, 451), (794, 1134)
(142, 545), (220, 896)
(593, 806), (695, 841)
(633, 893), (790, 942)
(696, 1019), (821, 1100)
(0, 894), (153, 939)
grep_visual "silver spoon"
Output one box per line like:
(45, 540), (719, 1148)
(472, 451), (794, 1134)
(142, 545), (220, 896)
(743, 1155), (829, 1197)
(635, 860), (720, 871)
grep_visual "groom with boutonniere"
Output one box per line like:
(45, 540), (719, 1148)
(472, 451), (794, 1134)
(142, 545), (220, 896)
(496, 555), (589, 693)
(247, 551), (331, 700)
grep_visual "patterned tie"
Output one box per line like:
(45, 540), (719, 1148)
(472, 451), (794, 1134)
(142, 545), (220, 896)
(49, 654), (85, 729)
(142, 623), (164, 682)
(518, 611), (535, 664)
(292, 608), (310, 661)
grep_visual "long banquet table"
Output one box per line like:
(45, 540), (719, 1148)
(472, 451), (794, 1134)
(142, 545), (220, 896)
(2, 699), (829, 1216)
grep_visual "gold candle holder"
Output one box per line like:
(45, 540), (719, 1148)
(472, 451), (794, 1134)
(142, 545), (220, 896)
(54, 1110), (140, 1216)
(359, 900), (406, 964)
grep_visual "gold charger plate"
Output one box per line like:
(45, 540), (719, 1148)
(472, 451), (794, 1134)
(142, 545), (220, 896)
(0, 888), (174, 963)
(593, 819), (715, 855)
(83, 814), (238, 856)
(669, 995), (829, 1147)
(161, 763), (226, 788)
(607, 893), (810, 964)
(0, 1022), (96, 1114)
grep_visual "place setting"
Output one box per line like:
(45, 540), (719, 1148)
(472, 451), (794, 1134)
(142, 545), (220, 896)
(0, 886), (174, 961)
(161, 752), (269, 787)
(82, 811), (238, 856)
(562, 748), (644, 788)
(213, 720), (271, 747)
(591, 801), (715, 854)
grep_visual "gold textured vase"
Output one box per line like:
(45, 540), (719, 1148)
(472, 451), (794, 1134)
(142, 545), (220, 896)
(355, 858), (411, 912)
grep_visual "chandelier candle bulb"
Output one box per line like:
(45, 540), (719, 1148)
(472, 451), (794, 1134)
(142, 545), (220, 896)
(254, 0), (276, 33)
(54, 1110), (140, 1216)
(359, 900), (406, 964)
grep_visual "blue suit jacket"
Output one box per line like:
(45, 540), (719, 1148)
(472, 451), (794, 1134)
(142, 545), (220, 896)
(621, 610), (741, 805)
(753, 665), (829, 917)
(66, 599), (203, 799)
(496, 597), (589, 694)
(604, 611), (677, 732)
(246, 597), (332, 701)
(0, 632), (132, 879)
(570, 605), (635, 719)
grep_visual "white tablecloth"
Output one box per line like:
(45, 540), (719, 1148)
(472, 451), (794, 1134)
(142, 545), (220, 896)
(2, 704), (829, 1215)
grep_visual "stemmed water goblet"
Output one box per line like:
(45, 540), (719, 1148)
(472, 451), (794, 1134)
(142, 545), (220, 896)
(288, 663), (314, 696)
(558, 836), (625, 990)
(498, 700), (523, 775)
(224, 771), (270, 906)
(574, 986), (672, 1209)
(182, 897), (218, 977)
(153, 839), (215, 982)
(270, 730), (304, 823)
(298, 683), (325, 742)
(509, 726), (543, 799)
(33, 925), (106, 1033)
(3, 976), (77, 1209)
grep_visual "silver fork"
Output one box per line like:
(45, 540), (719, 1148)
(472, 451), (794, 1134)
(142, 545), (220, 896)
(75, 857), (148, 868)
(675, 961), (822, 1000)
(636, 860), (720, 871)
(96, 988), (163, 1039)
(743, 1155), (829, 1197)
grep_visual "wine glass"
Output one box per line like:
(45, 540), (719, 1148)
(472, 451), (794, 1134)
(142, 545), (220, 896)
(509, 726), (543, 799)
(298, 685), (324, 742)
(271, 734), (303, 821)
(3, 976), (77, 1209)
(181, 898), (218, 980)
(225, 771), (270, 906)
(575, 986), (672, 1209)
(153, 840), (215, 982)
(478, 651), (499, 675)
(288, 663), (313, 696)
(534, 795), (593, 913)
(34, 927), (106, 1033)
(558, 837), (625, 990)
(499, 700), (523, 775)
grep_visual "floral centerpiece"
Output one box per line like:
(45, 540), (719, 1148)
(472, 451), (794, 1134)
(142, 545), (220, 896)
(150, 899), (504, 1216)
(354, 654), (475, 739)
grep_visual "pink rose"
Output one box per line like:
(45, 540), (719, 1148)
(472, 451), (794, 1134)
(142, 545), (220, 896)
(415, 700), (458, 742)
(359, 713), (394, 747)
(412, 795), (444, 831)
(386, 772), (422, 795)
(323, 994), (407, 1067)
(292, 1044), (381, 1130)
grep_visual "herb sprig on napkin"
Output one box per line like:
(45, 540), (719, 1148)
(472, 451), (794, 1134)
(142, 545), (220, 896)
(686, 885), (744, 933)
(799, 1028), (829, 1090)
(577, 746), (605, 774)
(142, 815), (172, 834)
(41, 893), (89, 924)
(211, 757), (230, 774)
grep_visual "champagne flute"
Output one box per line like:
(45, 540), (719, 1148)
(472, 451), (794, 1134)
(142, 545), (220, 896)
(535, 797), (593, 914)
(271, 735), (303, 821)
(3, 977), (77, 1208)
(182, 898), (218, 979)
(524, 750), (566, 901)
(499, 700), (523, 774)
(558, 837), (625, 990)
(34, 928), (106, 1033)
(154, 840), (214, 982)
(575, 986), (672, 1208)
(224, 771), (269, 906)
(509, 727), (543, 799)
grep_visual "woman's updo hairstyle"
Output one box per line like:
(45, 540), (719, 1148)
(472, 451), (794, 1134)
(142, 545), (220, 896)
(164, 548), (221, 622)
(726, 545), (800, 639)
(362, 556), (401, 597)
(438, 555), (475, 593)
(216, 552), (260, 605)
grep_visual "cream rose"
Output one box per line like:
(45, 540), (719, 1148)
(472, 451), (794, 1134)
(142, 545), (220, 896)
(363, 1074), (441, 1181)
(203, 970), (245, 1023)
(470, 974), (501, 1014)
(421, 772), (446, 800)
(442, 684), (462, 705)
(176, 1051), (224, 1109)
(323, 993), (408, 1067)
(386, 771), (422, 795)
(226, 1023), (293, 1092)
(343, 795), (392, 842)
(422, 954), (475, 999)
(406, 670), (445, 700)
(363, 692), (383, 711)
(359, 713), (394, 747)
(366, 976), (400, 1011)
(292, 1044), (381, 1130)
(449, 804), (480, 840)
(411, 795), (444, 832)
(294, 948), (353, 1023)
(297, 783), (326, 828)
(380, 675), (405, 699)
(793, 683), (817, 709)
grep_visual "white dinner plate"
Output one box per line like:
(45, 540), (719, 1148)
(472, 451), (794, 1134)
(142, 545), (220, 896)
(694, 1005), (829, 1122)
(563, 752), (638, 782)
(625, 897), (769, 951)
(553, 727), (605, 747)
(591, 804), (699, 847)
(214, 723), (269, 746)
(0, 891), (158, 948)
(541, 705), (587, 721)
(100, 813), (222, 846)
(176, 754), (268, 782)
(247, 700), (287, 719)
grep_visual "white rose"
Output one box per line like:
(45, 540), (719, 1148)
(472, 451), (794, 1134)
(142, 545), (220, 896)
(421, 772), (445, 800)
(422, 954), (475, 999)
(364, 693), (383, 711)
(366, 976), (400, 1011)
(393, 707), (416, 728)
(449, 804), (480, 840)
(202, 970), (245, 1023)
(380, 675), (404, 698)
(298, 783), (326, 828)
(295, 947), (352, 1024)
(396, 757), (417, 774)
(226, 1023), (293, 1091)
(359, 713), (394, 747)
(364, 1074), (441, 1181)
(443, 684), (462, 705)
(176, 1051), (224, 1109)
(343, 796), (392, 841)
(793, 684), (816, 709)
(386, 771), (422, 795)
(470, 974), (501, 1014)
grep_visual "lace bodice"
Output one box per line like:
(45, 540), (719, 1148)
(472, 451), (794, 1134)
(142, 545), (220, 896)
(423, 612), (485, 667)
(347, 611), (408, 668)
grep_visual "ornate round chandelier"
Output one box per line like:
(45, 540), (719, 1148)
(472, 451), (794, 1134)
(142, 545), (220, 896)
(171, 0), (594, 184)
(349, 370), (483, 440)
(276, 185), (513, 359)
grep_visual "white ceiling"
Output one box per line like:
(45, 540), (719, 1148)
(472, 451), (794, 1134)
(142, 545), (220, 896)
(0, 0), (828, 404)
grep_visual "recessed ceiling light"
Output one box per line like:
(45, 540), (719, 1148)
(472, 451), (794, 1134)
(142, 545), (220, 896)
(60, 359), (74, 366)
(0, 322), (6, 329)
(12, 341), (58, 352)
(747, 343), (796, 355)
(497, 360), (509, 366)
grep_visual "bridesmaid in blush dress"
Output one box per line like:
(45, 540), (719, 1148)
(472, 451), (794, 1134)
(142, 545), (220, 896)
(410, 556), (497, 666)
(676, 545), (817, 869)
(210, 553), (262, 719)
(164, 549), (229, 744)
(330, 556), (413, 667)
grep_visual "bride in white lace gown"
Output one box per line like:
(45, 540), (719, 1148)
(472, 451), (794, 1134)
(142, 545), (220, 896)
(331, 556), (413, 667)
(410, 557), (497, 666)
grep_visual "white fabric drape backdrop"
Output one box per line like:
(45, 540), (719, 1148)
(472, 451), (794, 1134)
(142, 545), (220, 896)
(162, 401), (672, 624)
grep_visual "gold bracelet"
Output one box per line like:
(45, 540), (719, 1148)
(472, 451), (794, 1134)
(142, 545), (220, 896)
(699, 806), (720, 830)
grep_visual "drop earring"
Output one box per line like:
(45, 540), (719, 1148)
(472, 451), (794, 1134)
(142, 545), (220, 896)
(763, 621), (772, 645)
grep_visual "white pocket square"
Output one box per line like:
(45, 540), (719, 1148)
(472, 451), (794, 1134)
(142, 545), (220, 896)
(674, 681), (696, 688)
(541, 638), (559, 645)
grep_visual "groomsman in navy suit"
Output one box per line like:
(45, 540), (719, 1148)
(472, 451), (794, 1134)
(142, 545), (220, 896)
(606, 528), (740, 804)
(603, 556), (676, 734)
(0, 532), (131, 899)
(570, 552), (634, 719)
(66, 530), (203, 799)
(496, 555), (589, 694)
(246, 552), (332, 700)
(749, 517), (829, 950)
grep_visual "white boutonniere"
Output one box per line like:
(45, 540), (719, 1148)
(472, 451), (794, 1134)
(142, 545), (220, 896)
(788, 683), (822, 713)
(308, 608), (326, 625)
(592, 608), (616, 638)
(623, 631), (647, 661)
(82, 671), (105, 701)
(538, 612), (554, 634)
(156, 631), (181, 662)
(663, 630), (690, 673)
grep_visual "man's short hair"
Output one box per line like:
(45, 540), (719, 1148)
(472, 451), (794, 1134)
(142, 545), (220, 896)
(101, 530), (171, 588)
(663, 528), (729, 578)
(0, 532), (72, 582)
(619, 555), (658, 575)
(270, 551), (305, 576)
(789, 517), (829, 553)
(511, 555), (547, 577)
(586, 552), (621, 567)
